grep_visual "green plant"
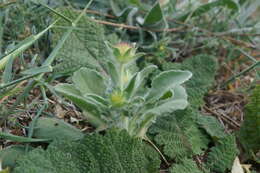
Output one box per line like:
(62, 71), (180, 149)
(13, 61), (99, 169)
(150, 108), (210, 160)
(55, 42), (192, 138)
(206, 135), (239, 172)
(0, 145), (32, 169)
(162, 54), (218, 107)
(51, 8), (109, 75)
(239, 85), (260, 161)
(13, 129), (161, 173)
(149, 54), (218, 159)
(32, 117), (84, 141)
(170, 158), (206, 173)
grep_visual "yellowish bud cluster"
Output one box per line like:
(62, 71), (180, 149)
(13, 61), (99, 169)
(110, 91), (126, 107)
(113, 42), (136, 64)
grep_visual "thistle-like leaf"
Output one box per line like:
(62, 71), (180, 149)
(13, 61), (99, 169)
(239, 85), (260, 160)
(150, 54), (217, 159)
(150, 108), (209, 160)
(170, 158), (205, 173)
(13, 129), (161, 173)
(207, 135), (239, 173)
(52, 8), (109, 74)
(198, 115), (226, 139)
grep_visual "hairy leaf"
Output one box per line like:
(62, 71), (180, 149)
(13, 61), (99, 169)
(170, 158), (204, 173)
(146, 70), (192, 102)
(150, 54), (218, 159)
(0, 145), (32, 169)
(72, 67), (106, 96)
(150, 108), (209, 160)
(198, 115), (226, 139)
(207, 135), (239, 173)
(162, 54), (218, 107)
(239, 85), (260, 159)
(32, 117), (84, 141)
(52, 8), (109, 74)
(13, 129), (161, 173)
(143, 2), (163, 25)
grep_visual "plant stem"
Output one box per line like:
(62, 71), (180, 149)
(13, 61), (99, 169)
(221, 61), (260, 88)
(119, 64), (125, 92)
(144, 136), (170, 166)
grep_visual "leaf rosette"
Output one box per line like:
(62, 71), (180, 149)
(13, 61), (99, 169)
(55, 43), (192, 138)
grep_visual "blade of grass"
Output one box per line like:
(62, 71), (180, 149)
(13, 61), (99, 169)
(0, 66), (52, 90)
(2, 55), (14, 83)
(26, 86), (48, 152)
(222, 61), (260, 87)
(0, 0), (95, 125)
(236, 48), (258, 63)
(0, 81), (25, 103)
(0, 131), (50, 143)
(33, 0), (73, 24)
(0, 19), (58, 70)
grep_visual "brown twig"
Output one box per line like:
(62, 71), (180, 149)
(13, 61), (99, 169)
(204, 106), (241, 129)
(89, 18), (185, 32)
(86, 9), (116, 18)
(0, 0), (16, 8)
(84, 9), (258, 49)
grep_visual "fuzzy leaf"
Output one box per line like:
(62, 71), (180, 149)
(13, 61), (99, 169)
(13, 129), (161, 173)
(239, 85), (260, 159)
(72, 67), (106, 96)
(54, 84), (102, 115)
(150, 108), (209, 160)
(145, 99), (188, 115)
(162, 54), (218, 107)
(207, 135), (239, 172)
(198, 115), (226, 139)
(146, 70), (192, 102)
(143, 2), (163, 25)
(0, 145), (32, 169)
(150, 55), (217, 159)
(170, 158), (204, 173)
(125, 65), (157, 99)
(33, 117), (84, 141)
(52, 8), (109, 74)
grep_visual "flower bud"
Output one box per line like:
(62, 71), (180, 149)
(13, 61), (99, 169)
(110, 91), (126, 107)
(113, 42), (136, 64)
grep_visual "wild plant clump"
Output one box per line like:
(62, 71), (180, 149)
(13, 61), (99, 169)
(55, 42), (192, 138)
(0, 1), (259, 172)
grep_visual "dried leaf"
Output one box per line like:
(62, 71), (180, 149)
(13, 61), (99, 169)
(231, 157), (244, 173)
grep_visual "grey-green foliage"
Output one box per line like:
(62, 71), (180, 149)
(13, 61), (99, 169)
(197, 115), (226, 139)
(52, 8), (109, 74)
(162, 54), (218, 107)
(149, 54), (218, 160)
(54, 43), (192, 138)
(150, 108), (209, 160)
(170, 158), (205, 173)
(206, 135), (239, 172)
(32, 117), (84, 141)
(0, 145), (32, 169)
(13, 129), (160, 173)
(239, 85), (260, 160)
